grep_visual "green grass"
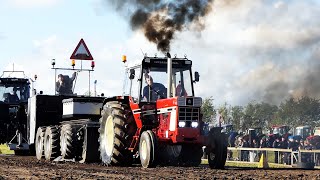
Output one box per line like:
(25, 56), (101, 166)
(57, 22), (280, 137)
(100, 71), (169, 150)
(229, 150), (277, 163)
(225, 161), (291, 168)
(0, 144), (14, 154)
(201, 159), (291, 168)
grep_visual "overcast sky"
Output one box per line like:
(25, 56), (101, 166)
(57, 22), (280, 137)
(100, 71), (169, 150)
(1, 0), (320, 106)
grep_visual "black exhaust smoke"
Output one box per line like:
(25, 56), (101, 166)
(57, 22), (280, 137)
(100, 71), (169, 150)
(104, 0), (214, 52)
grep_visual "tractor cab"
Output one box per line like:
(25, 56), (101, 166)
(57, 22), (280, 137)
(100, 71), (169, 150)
(269, 125), (291, 141)
(272, 125), (290, 136)
(0, 77), (31, 104)
(295, 126), (311, 140)
(123, 54), (202, 130)
(124, 55), (198, 102)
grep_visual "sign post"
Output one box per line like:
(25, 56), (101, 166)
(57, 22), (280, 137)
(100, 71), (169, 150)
(70, 39), (94, 96)
(52, 39), (94, 96)
(70, 39), (94, 61)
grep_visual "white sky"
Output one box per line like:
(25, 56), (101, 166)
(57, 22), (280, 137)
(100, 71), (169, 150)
(1, 0), (320, 106)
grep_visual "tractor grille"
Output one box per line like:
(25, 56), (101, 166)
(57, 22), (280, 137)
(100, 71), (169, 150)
(178, 107), (200, 121)
(177, 97), (202, 107)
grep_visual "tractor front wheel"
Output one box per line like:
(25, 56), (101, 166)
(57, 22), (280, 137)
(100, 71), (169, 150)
(207, 129), (227, 169)
(139, 130), (157, 168)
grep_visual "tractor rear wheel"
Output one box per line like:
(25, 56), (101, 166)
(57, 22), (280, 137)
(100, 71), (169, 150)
(179, 144), (203, 167)
(80, 126), (100, 163)
(157, 145), (181, 166)
(44, 126), (60, 161)
(208, 129), (227, 169)
(60, 123), (79, 160)
(35, 127), (45, 160)
(99, 101), (136, 166)
(139, 130), (157, 168)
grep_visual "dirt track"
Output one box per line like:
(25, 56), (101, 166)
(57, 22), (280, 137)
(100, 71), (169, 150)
(0, 155), (319, 179)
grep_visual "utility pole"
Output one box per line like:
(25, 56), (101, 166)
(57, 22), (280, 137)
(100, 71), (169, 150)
(94, 80), (97, 96)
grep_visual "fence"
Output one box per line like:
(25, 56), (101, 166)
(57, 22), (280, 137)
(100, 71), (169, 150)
(226, 147), (320, 168)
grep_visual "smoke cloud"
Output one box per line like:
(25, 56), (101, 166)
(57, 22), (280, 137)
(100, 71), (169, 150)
(101, 0), (320, 105)
(104, 0), (213, 52)
(170, 0), (320, 105)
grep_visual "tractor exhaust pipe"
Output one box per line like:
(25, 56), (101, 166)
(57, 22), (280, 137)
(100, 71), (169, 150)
(167, 53), (172, 98)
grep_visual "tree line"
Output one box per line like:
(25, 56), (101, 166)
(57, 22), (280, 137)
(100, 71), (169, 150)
(201, 96), (320, 132)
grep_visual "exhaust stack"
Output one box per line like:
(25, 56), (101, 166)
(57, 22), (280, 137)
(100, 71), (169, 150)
(167, 53), (172, 98)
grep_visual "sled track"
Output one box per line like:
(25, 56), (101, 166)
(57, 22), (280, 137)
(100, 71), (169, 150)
(0, 155), (318, 179)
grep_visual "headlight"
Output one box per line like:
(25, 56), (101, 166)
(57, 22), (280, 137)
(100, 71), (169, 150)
(178, 121), (186, 128)
(191, 122), (199, 128)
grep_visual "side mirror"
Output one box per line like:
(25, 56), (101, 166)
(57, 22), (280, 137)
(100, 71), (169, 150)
(129, 69), (135, 80)
(194, 72), (200, 82)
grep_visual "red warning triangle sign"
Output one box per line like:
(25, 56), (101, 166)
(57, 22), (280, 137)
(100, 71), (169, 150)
(70, 39), (94, 60)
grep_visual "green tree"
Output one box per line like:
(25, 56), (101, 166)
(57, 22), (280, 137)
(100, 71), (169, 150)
(275, 97), (299, 127)
(276, 96), (320, 127)
(297, 96), (320, 126)
(230, 106), (244, 131)
(201, 97), (216, 123)
(243, 102), (278, 132)
(218, 102), (231, 124)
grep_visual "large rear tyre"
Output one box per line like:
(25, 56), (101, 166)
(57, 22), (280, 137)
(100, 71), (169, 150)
(178, 144), (203, 167)
(139, 130), (157, 168)
(60, 123), (79, 160)
(35, 127), (45, 160)
(44, 126), (60, 161)
(80, 126), (100, 163)
(99, 101), (136, 166)
(207, 128), (227, 169)
(157, 145), (181, 166)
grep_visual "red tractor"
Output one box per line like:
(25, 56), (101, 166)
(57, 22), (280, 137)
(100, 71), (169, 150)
(98, 54), (227, 168)
(306, 127), (320, 149)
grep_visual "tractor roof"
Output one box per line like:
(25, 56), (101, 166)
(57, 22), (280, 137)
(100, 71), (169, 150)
(127, 56), (193, 72)
(0, 70), (30, 85)
(142, 56), (192, 70)
(0, 77), (29, 85)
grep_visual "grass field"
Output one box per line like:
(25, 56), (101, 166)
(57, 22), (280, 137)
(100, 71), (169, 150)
(0, 144), (14, 154)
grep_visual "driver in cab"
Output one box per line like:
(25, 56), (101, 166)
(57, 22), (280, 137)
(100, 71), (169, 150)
(3, 87), (20, 103)
(143, 75), (166, 102)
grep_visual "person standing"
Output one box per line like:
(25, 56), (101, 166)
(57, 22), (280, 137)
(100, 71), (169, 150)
(273, 138), (281, 163)
(56, 72), (76, 95)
